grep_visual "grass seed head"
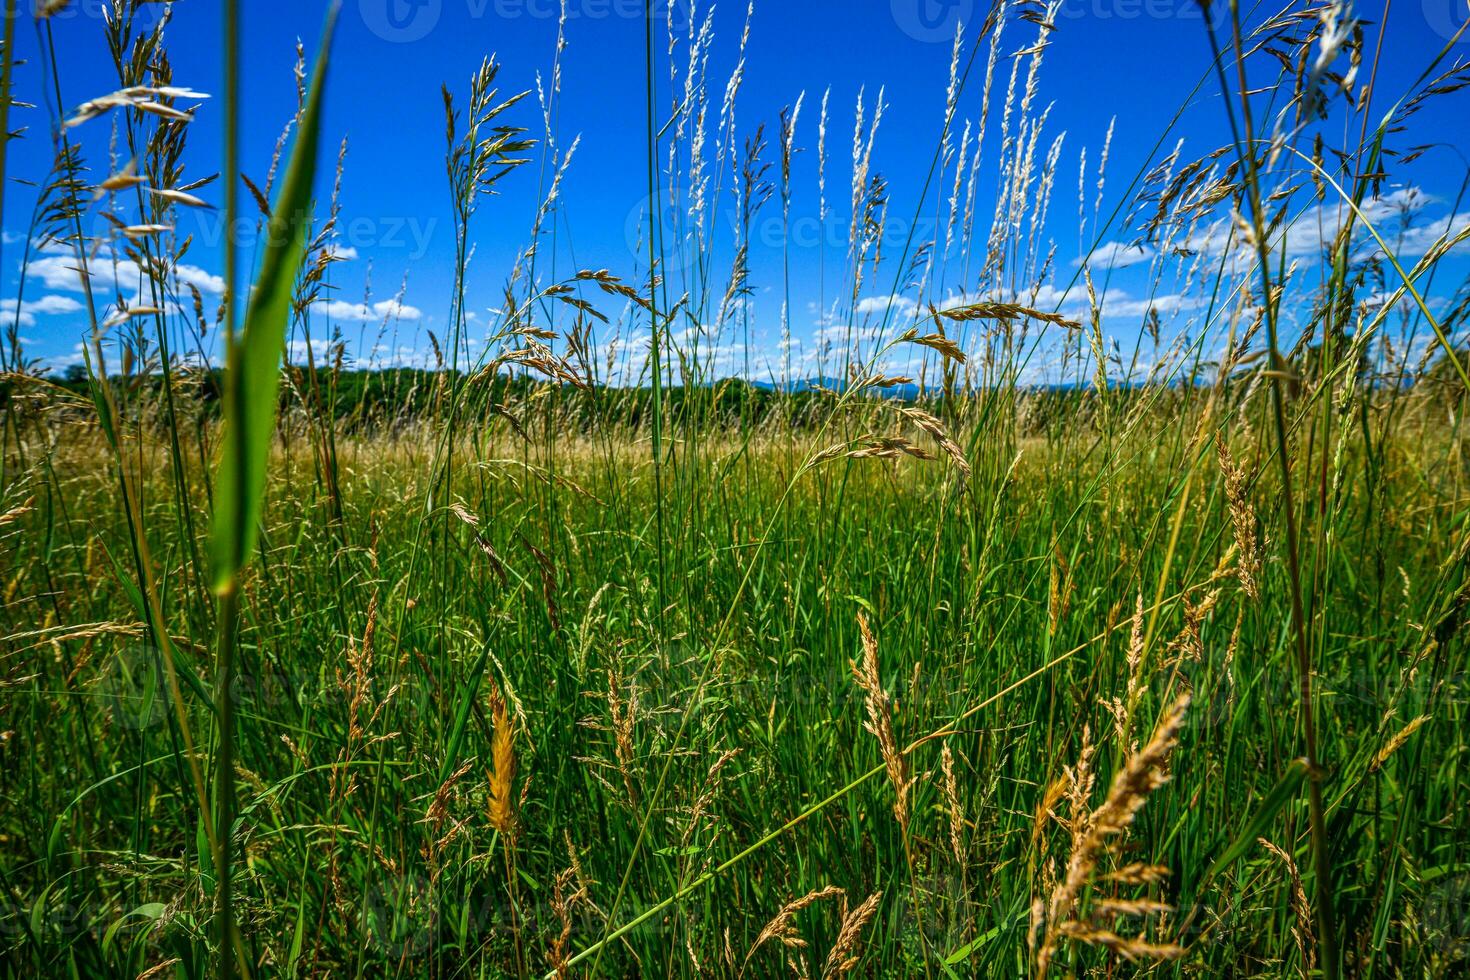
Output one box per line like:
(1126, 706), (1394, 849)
(852, 613), (911, 835)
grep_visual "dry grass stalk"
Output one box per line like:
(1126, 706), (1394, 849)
(1218, 436), (1262, 601)
(0, 496), (34, 528)
(1092, 897), (1175, 918)
(684, 916), (705, 977)
(332, 596), (399, 803)
(743, 885), (845, 972)
(1259, 837), (1316, 977)
(1046, 541), (1074, 634)
(1102, 862), (1172, 885)
(901, 328), (967, 364)
(136, 958), (183, 980)
(1224, 603), (1244, 707)
(810, 441), (852, 466)
(852, 613), (910, 834)
(1370, 714), (1430, 773)
(821, 891), (883, 979)
(607, 665), (639, 808)
(65, 85), (208, 128)
(1169, 586), (1220, 666)
(1055, 920), (1184, 963)
(1126, 592), (1145, 677)
(846, 435), (935, 462)
(449, 502), (510, 584)
(487, 682), (518, 837)
(421, 758), (474, 882)
(1107, 593), (1148, 749)
(424, 757), (474, 834)
(344, 594), (378, 743)
(1029, 775), (1068, 874)
(1065, 726), (1096, 845)
(864, 372), (915, 389)
(521, 536), (563, 630)
(683, 747), (742, 847)
(941, 743), (965, 865)
(547, 866), (587, 979)
(898, 406), (972, 482)
(1035, 694), (1191, 977)
(1028, 883), (1048, 959)
(575, 267), (654, 312)
(931, 301), (1081, 330)
(5, 620), (146, 651)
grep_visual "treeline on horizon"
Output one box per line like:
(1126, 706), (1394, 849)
(5, 343), (1468, 435)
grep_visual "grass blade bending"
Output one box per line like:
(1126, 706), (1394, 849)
(210, 7), (340, 978)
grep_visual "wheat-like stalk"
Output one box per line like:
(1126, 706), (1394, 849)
(743, 884), (844, 972)
(487, 681), (518, 837)
(941, 742), (965, 865)
(1260, 837), (1316, 977)
(1036, 694), (1191, 976)
(820, 891), (882, 979)
(852, 613), (910, 834)
(1371, 714), (1430, 773)
(547, 866), (587, 979)
(1218, 435), (1262, 601)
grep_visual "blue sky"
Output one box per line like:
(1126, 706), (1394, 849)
(4, 0), (1468, 380)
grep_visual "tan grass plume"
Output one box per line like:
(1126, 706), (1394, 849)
(941, 742), (965, 865)
(821, 891), (883, 979)
(487, 681), (518, 836)
(1259, 837), (1316, 977)
(1218, 436), (1261, 601)
(743, 885), (845, 974)
(1036, 694), (1191, 976)
(852, 613), (911, 834)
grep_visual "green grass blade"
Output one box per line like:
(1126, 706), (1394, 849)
(1205, 757), (1311, 881)
(209, 6), (340, 591)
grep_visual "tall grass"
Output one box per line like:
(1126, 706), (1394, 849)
(2, 0), (1470, 977)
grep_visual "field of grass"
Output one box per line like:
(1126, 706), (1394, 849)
(3, 0), (1470, 977)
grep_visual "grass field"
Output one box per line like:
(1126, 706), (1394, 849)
(3, 0), (1470, 977)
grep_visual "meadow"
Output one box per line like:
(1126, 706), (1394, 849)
(2, 0), (1470, 977)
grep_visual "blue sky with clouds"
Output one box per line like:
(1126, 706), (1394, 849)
(4, 0), (1468, 379)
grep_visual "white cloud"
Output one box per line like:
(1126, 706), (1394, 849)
(349, 343), (435, 370)
(287, 338), (338, 365)
(311, 297), (423, 323)
(1184, 185), (1468, 262)
(1359, 209), (1470, 261)
(28, 253), (225, 295)
(1072, 287), (1204, 320)
(1, 294), (84, 326)
(27, 295), (84, 315)
(1077, 240), (1156, 270)
(854, 294), (917, 318)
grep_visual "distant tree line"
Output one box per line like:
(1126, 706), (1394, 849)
(6, 346), (1466, 437)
